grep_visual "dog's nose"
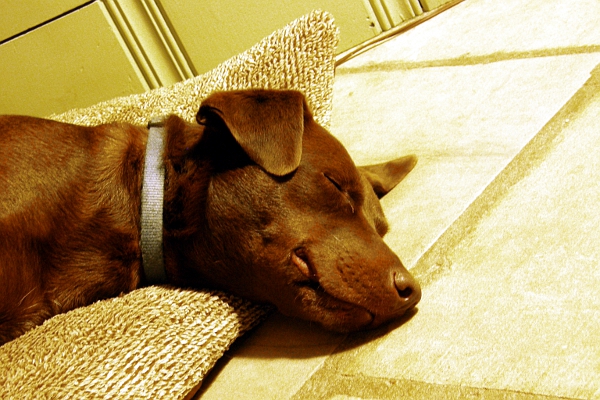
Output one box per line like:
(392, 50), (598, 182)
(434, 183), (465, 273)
(393, 271), (421, 308)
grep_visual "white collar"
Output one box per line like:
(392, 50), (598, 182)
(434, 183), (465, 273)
(140, 117), (166, 283)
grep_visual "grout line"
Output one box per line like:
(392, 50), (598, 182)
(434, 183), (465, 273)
(292, 360), (581, 399)
(336, 45), (600, 74)
(336, 0), (467, 67)
(410, 62), (600, 287)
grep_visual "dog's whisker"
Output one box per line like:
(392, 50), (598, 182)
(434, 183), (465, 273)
(21, 302), (41, 312)
(17, 288), (36, 307)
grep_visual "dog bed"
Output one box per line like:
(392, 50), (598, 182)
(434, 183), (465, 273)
(0, 10), (338, 399)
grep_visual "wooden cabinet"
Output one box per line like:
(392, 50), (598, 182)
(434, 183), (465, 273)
(0, 2), (148, 117)
(158, 0), (378, 74)
(0, 0), (452, 117)
(0, 0), (89, 41)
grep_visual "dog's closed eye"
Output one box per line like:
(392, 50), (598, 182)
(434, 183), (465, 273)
(324, 173), (355, 214)
(324, 173), (343, 192)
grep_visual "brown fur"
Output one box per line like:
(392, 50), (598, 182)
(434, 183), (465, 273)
(0, 90), (420, 345)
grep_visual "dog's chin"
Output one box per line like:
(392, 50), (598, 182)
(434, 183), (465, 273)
(289, 285), (375, 332)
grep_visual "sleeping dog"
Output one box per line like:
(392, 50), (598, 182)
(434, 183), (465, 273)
(0, 89), (420, 345)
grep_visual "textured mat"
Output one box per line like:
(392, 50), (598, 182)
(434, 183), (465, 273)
(0, 10), (338, 399)
(0, 288), (265, 399)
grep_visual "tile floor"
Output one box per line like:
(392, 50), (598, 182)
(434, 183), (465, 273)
(196, 0), (600, 398)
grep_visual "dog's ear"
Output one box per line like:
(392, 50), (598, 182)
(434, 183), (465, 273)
(196, 90), (306, 176)
(359, 155), (417, 198)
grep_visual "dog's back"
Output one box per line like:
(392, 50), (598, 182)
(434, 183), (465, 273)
(0, 116), (145, 343)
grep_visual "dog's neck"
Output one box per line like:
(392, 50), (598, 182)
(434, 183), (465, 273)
(140, 117), (167, 283)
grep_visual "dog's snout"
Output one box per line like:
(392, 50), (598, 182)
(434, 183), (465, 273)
(367, 270), (421, 329)
(393, 271), (421, 306)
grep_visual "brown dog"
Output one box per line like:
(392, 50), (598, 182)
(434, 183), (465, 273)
(0, 89), (420, 345)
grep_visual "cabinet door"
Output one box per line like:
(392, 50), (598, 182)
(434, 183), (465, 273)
(0, 0), (89, 42)
(0, 0), (456, 116)
(0, 2), (148, 117)
(158, 0), (380, 74)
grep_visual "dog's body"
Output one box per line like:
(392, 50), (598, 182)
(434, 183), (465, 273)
(0, 90), (420, 345)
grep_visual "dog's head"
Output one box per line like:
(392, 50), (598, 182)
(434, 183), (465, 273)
(164, 89), (420, 332)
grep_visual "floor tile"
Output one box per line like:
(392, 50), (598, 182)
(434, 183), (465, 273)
(326, 66), (600, 399)
(331, 53), (600, 267)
